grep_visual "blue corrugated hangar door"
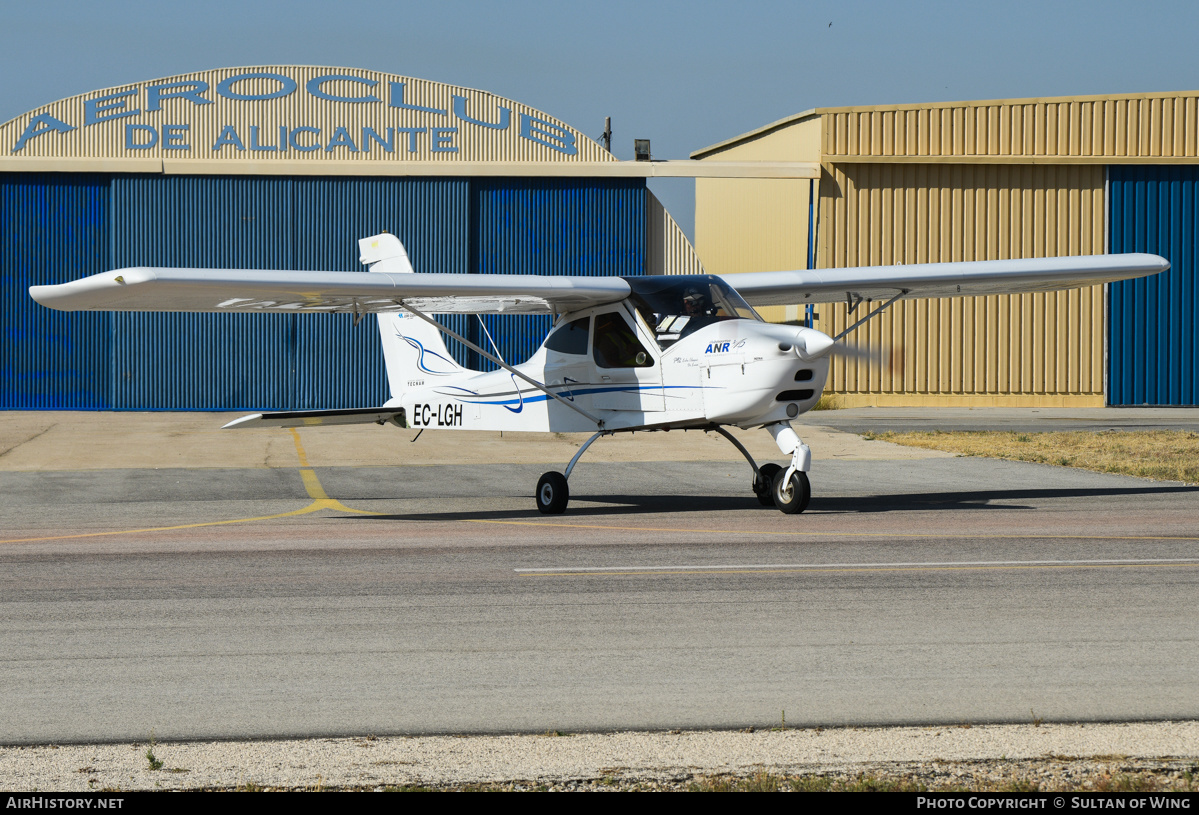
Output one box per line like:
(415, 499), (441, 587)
(111, 176), (470, 411)
(472, 178), (646, 369)
(1108, 166), (1199, 405)
(112, 176), (296, 410)
(292, 177), (470, 408)
(1, 174), (111, 409)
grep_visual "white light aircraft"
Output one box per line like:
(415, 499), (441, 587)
(30, 235), (1168, 515)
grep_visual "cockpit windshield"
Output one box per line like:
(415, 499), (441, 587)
(622, 274), (762, 349)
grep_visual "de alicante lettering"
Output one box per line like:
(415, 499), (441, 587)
(12, 72), (577, 155)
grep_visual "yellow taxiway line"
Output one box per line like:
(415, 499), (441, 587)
(290, 429), (379, 514)
(0, 429), (378, 544)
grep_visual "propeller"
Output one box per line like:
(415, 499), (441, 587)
(826, 338), (903, 374)
(774, 325), (902, 374)
(752, 322), (902, 373)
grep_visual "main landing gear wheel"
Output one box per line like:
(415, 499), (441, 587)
(536, 471), (569, 515)
(771, 469), (811, 514)
(754, 463), (782, 506)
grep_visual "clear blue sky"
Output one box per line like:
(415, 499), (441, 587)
(4, 0), (1198, 240)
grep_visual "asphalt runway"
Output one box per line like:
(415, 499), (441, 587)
(2, 444), (1198, 744)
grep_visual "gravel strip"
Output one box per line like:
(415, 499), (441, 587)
(2, 721), (1197, 791)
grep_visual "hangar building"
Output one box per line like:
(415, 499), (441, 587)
(14, 75), (1188, 411)
(1, 66), (731, 411)
(694, 91), (1199, 407)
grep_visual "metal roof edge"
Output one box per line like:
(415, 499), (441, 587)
(0, 157), (164, 173)
(690, 109), (821, 159)
(825, 155), (1199, 165)
(158, 159), (818, 178)
(0, 157), (818, 178)
(814, 89), (1199, 114)
(161, 159), (637, 177)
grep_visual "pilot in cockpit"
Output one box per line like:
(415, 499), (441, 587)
(652, 285), (717, 346)
(678, 287), (718, 337)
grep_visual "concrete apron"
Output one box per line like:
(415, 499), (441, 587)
(0, 411), (950, 472)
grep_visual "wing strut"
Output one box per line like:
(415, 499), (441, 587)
(833, 290), (907, 342)
(399, 303), (606, 429)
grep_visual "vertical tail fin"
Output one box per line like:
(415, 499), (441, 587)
(358, 232), (415, 275)
(359, 233), (473, 399)
(377, 311), (471, 399)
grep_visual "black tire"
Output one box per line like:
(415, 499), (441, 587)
(771, 468), (811, 514)
(754, 463), (782, 506)
(536, 471), (569, 515)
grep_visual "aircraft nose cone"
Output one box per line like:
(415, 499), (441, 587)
(796, 328), (835, 360)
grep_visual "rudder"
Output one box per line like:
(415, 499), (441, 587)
(377, 311), (471, 399)
(359, 233), (473, 399)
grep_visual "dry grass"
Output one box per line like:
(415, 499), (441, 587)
(873, 430), (1199, 484)
(810, 395), (844, 411)
(191, 761), (1199, 791)
(690, 771), (933, 792)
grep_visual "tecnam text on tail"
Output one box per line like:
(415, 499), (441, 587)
(30, 233), (1169, 515)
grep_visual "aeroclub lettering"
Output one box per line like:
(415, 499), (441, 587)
(205, 125), (457, 153)
(11, 73), (578, 155)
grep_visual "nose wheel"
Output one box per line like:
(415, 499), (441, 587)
(771, 468), (811, 514)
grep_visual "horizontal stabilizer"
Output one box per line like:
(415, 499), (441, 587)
(223, 408), (406, 430)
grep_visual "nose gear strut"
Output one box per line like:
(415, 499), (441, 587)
(765, 422), (811, 514)
(706, 424), (811, 514)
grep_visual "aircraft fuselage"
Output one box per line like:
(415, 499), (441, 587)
(390, 304), (831, 435)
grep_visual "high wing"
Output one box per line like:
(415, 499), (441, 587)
(29, 254), (1168, 316)
(29, 267), (632, 315)
(724, 254), (1170, 307)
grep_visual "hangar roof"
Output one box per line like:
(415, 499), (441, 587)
(1, 66), (816, 179)
(693, 90), (1199, 165)
(1, 65), (611, 165)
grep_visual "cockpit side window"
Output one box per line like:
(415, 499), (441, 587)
(592, 311), (654, 368)
(545, 316), (590, 355)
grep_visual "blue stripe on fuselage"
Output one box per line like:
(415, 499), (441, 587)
(438, 384), (709, 407)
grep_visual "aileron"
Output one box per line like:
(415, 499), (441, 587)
(725, 254), (1170, 306)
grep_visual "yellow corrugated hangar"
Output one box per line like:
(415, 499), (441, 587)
(692, 92), (1199, 407)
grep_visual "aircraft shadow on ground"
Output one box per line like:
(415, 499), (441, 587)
(337, 484), (1198, 522)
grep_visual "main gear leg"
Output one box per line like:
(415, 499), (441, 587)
(536, 430), (608, 515)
